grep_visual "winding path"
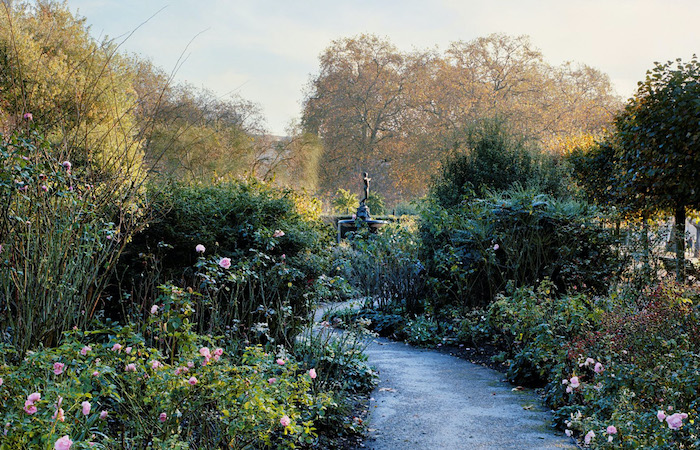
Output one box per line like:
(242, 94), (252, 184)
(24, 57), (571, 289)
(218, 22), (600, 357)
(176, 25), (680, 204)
(316, 302), (576, 449)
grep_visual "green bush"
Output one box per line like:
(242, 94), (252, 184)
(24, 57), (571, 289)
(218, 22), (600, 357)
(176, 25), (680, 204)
(114, 179), (335, 346)
(482, 280), (700, 448)
(419, 188), (622, 309)
(0, 131), (142, 355)
(429, 119), (570, 208)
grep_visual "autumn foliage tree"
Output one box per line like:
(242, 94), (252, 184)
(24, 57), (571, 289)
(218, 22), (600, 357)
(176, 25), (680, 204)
(303, 33), (621, 204)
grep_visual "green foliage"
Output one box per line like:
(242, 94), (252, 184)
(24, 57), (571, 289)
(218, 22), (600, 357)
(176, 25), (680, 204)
(481, 280), (700, 448)
(0, 132), (142, 355)
(0, 324), (335, 449)
(365, 191), (386, 215)
(0, 1), (145, 181)
(331, 188), (359, 214)
(419, 188), (622, 309)
(429, 119), (570, 208)
(335, 222), (427, 314)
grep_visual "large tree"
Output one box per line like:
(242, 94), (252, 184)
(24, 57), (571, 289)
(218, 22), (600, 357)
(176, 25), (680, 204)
(614, 57), (700, 280)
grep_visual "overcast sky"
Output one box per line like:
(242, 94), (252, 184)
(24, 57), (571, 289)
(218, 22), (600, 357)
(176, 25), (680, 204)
(68, 0), (700, 135)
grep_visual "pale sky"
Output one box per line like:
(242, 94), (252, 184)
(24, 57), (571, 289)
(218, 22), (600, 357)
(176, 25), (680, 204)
(68, 0), (700, 135)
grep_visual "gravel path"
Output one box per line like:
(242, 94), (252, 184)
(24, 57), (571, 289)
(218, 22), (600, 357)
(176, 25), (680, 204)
(316, 302), (576, 450)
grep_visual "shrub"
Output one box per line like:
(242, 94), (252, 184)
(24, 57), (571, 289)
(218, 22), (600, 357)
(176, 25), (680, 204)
(419, 187), (622, 310)
(0, 131), (143, 355)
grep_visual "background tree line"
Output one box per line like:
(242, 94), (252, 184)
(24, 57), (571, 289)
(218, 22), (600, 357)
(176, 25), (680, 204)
(302, 33), (622, 205)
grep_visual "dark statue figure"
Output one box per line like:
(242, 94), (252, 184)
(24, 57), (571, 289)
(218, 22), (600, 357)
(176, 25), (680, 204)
(336, 171), (386, 241)
(356, 172), (371, 220)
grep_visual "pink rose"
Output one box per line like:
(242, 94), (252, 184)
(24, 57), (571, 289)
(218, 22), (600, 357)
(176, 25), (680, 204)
(125, 363), (136, 372)
(54, 435), (73, 450)
(23, 112), (33, 120)
(159, 412), (167, 422)
(565, 429), (572, 437)
(151, 360), (163, 369)
(92, 371), (99, 377)
(569, 377), (580, 388)
(199, 347), (211, 359)
(24, 401), (37, 415)
(80, 346), (91, 356)
(188, 376), (198, 385)
(100, 410), (108, 420)
(195, 244), (206, 253)
(606, 425), (617, 434)
(584, 430), (595, 445)
(53, 362), (65, 375)
(125, 347), (132, 354)
(493, 243), (499, 250)
(62, 161), (72, 171)
(41, 185), (48, 192)
(219, 257), (231, 269)
(112, 343), (122, 352)
(666, 413), (688, 430)
(273, 230), (285, 238)
(27, 392), (41, 403)
(214, 348), (224, 357)
(657, 410), (666, 422)
(150, 304), (158, 314)
(280, 415), (291, 427)
(268, 377), (277, 385)
(53, 408), (65, 422)
(187, 361), (195, 368)
(276, 358), (285, 366)
(0, 378), (3, 386)
(309, 368), (317, 379)
(594, 362), (604, 374)
(81, 401), (91, 416)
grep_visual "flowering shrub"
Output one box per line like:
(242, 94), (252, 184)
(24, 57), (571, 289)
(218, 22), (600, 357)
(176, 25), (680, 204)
(485, 280), (700, 448)
(0, 327), (333, 448)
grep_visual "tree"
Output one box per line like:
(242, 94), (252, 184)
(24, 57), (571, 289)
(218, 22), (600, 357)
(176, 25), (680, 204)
(614, 57), (700, 280)
(331, 188), (359, 214)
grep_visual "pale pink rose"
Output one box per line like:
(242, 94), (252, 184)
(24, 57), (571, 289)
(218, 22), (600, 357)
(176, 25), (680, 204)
(657, 410), (666, 422)
(565, 429), (573, 437)
(0, 378), (3, 386)
(100, 410), (108, 420)
(53, 408), (65, 422)
(268, 377), (277, 384)
(214, 348), (224, 357)
(276, 358), (285, 366)
(565, 385), (573, 393)
(80, 346), (91, 356)
(54, 435), (73, 450)
(666, 413), (688, 430)
(150, 304), (158, 314)
(280, 415), (291, 427)
(608, 435), (614, 442)
(27, 392), (41, 403)
(351, 213), (357, 220)
(92, 371), (99, 377)
(219, 257), (231, 269)
(493, 244), (499, 250)
(606, 425), (617, 434)
(125, 347), (132, 354)
(151, 360), (163, 369)
(584, 430), (595, 445)
(199, 347), (211, 359)
(62, 161), (72, 171)
(569, 377), (580, 388)
(213, 355), (220, 362)
(309, 368), (317, 379)
(594, 362), (604, 374)
(125, 363), (136, 372)
(159, 412), (167, 422)
(187, 361), (194, 368)
(53, 362), (65, 375)
(562, 379), (568, 385)
(81, 401), (91, 416)
(112, 343), (122, 352)
(195, 244), (206, 253)
(188, 376), (198, 385)
(273, 230), (285, 238)
(41, 185), (48, 192)
(23, 112), (33, 120)
(24, 401), (37, 415)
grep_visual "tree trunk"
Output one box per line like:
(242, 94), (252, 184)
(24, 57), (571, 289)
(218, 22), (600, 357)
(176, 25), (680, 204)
(674, 204), (686, 282)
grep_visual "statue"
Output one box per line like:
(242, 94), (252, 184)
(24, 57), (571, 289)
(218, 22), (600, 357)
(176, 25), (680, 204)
(356, 172), (371, 221)
(362, 172), (371, 203)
